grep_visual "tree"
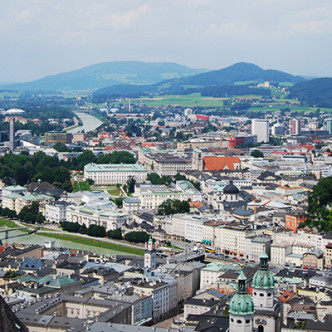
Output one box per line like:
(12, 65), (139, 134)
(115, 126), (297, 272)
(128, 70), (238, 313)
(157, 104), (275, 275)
(147, 173), (172, 186)
(107, 229), (122, 240)
(36, 213), (45, 224)
(158, 199), (190, 215)
(78, 224), (88, 234)
(126, 176), (136, 194)
(251, 150), (264, 158)
(62, 179), (73, 192)
(88, 224), (106, 237)
(113, 197), (124, 208)
(124, 231), (149, 243)
(53, 142), (70, 152)
(307, 177), (332, 232)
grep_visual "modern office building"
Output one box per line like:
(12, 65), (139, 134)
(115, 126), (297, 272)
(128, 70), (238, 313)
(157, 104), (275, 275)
(271, 123), (285, 136)
(289, 119), (301, 135)
(327, 119), (332, 134)
(251, 119), (269, 143)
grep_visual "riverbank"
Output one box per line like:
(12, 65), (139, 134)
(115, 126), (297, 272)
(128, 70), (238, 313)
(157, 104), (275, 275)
(67, 112), (103, 134)
(0, 218), (144, 256)
(38, 232), (144, 255)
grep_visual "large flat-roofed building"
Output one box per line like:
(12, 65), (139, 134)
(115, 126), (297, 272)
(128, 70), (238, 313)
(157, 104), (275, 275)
(139, 151), (192, 176)
(67, 204), (128, 230)
(84, 163), (147, 185)
(136, 180), (202, 210)
(251, 119), (269, 143)
(45, 132), (72, 145)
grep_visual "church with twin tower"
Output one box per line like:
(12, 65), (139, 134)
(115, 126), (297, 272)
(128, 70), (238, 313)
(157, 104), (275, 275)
(228, 251), (281, 332)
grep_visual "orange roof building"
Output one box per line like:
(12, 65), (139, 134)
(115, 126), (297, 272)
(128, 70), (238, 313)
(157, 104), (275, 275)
(278, 290), (295, 303)
(203, 156), (241, 171)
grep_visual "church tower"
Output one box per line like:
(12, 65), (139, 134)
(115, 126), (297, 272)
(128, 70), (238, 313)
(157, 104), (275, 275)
(192, 149), (203, 171)
(144, 236), (156, 269)
(251, 251), (281, 332)
(229, 270), (254, 332)
(223, 180), (239, 202)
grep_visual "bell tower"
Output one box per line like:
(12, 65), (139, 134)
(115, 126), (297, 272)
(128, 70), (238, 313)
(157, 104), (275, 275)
(192, 149), (203, 171)
(144, 236), (156, 269)
(229, 270), (254, 332)
(251, 251), (281, 332)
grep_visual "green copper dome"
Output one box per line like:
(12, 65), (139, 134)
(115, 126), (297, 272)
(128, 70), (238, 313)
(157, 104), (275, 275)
(229, 270), (254, 315)
(252, 251), (275, 289)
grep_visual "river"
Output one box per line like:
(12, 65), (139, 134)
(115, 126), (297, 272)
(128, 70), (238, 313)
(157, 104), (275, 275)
(67, 112), (103, 134)
(1, 231), (130, 256)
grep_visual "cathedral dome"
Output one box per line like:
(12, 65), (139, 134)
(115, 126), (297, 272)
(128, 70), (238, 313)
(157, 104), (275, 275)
(229, 270), (255, 315)
(223, 181), (239, 195)
(252, 251), (275, 289)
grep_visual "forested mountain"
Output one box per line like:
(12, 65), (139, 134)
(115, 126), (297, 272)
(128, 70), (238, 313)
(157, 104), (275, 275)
(93, 62), (302, 100)
(173, 62), (303, 87)
(1, 61), (204, 92)
(288, 78), (332, 107)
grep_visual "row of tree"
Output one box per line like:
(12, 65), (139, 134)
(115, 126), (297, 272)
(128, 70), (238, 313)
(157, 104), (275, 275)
(60, 221), (106, 237)
(0, 202), (45, 224)
(60, 221), (150, 243)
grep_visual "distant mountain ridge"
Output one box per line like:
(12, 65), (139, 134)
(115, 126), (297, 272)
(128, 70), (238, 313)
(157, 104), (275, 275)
(1, 61), (205, 92)
(93, 62), (305, 99)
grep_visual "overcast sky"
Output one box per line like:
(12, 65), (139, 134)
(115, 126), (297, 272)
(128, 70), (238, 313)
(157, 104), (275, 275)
(1, 0), (332, 82)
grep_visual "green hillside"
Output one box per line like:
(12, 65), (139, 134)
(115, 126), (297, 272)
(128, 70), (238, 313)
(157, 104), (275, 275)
(93, 62), (302, 100)
(288, 77), (332, 107)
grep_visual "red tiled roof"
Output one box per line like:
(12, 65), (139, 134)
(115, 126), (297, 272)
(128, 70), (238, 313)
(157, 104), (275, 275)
(278, 290), (295, 303)
(203, 156), (240, 171)
(189, 201), (204, 209)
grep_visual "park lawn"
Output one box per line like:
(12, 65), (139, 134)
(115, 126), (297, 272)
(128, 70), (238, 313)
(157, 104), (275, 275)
(163, 244), (183, 250)
(107, 189), (121, 196)
(0, 218), (18, 228)
(73, 181), (91, 192)
(38, 232), (144, 256)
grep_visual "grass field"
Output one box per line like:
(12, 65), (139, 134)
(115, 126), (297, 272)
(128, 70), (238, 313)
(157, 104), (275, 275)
(250, 105), (332, 113)
(0, 218), (17, 228)
(107, 185), (122, 196)
(38, 232), (144, 255)
(73, 181), (91, 192)
(0, 91), (20, 99)
(121, 93), (226, 107)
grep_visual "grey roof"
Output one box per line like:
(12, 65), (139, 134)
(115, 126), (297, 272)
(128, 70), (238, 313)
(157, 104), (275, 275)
(87, 322), (193, 332)
(0, 295), (28, 332)
(20, 258), (45, 271)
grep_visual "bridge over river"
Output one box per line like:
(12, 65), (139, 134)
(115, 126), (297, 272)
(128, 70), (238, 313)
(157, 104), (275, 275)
(0, 227), (39, 240)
